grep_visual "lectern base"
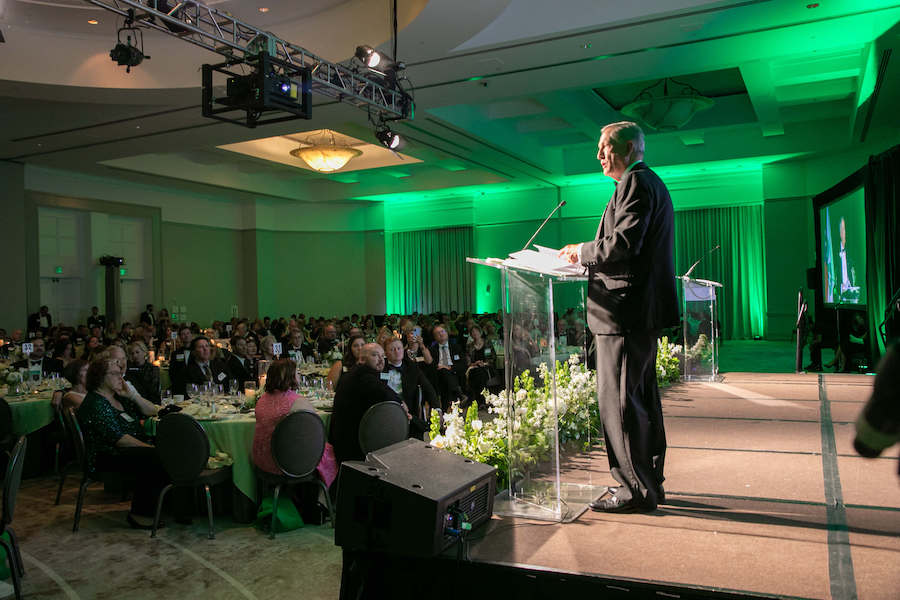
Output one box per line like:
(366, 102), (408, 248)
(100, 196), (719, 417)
(494, 483), (609, 523)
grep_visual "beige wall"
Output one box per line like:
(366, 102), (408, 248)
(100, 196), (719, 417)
(0, 163), (28, 332)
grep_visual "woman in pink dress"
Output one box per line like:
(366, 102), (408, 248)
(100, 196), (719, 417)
(252, 359), (338, 504)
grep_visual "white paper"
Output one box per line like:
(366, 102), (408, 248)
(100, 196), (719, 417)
(507, 248), (584, 276)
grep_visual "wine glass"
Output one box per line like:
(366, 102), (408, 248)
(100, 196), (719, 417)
(187, 382), (200, 400)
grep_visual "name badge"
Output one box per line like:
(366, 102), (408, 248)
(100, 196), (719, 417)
(415, 356), (424, 362)
(217, 372), (226, 381)
(175, 353), (184, 361)
(379, 372), (390, 380)
(119, 413), (135, 423)
(453, 354), (460, 361)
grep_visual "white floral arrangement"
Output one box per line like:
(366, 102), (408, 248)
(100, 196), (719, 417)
(322, 347), (343, 366)
(429, 341), (680, 487)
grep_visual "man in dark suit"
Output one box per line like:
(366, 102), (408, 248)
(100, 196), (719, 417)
(168, 325), (194, 396)
(329, 343), (406, 466)
(27, 306), (52, 336)
(560, 121), (677, 514)
(182, 336), (232, 396)
(86, 306), (106, 331)
(13, 338), (63, 377)
(225, 335), (254, 384)
(140, 304), (156, 329)
(382, 337), (435, 439)
(428, 325), (468, 410)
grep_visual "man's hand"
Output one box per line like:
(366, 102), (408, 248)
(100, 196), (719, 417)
(559, 243), (581, 264)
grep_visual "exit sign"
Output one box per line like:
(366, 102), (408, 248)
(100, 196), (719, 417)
(55, 266), (63, 274)
(119, 267), (127, 276)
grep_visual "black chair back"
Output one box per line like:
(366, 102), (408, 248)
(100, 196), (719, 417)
(63, 408), (88, 473)
(2, 436), (27, 527)
(271, 411), (325, 478)
(0, 397), (13, 449)
(156, 413), (210, 483)
(358, 401), (409, 455)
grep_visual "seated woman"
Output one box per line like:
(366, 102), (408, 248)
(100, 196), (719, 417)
(404, 329), (433, 366)
(465, 325), (494, 406)
(252, 359), (336, 518)
(246, 337), (260, 361)
(252, 359), (317, 474)
(59, 358), (89, 411)
(76, 356), (169, 529)
(125, 341), (161, 404)
(259, 335), (279, 363)
(53, 338), (76, 367)
(80, 335), (102, 361)
(327, 334), (366, 390)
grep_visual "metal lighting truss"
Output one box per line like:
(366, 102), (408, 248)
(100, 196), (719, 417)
(82, 0), (412, 118)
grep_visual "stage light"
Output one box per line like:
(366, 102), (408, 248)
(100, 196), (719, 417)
(110, 22), (150, 74)
(376, 126), (401, 150)
(355, 45), (381, 68)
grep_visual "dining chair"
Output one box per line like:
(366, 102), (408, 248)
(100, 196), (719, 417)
(358, 401), (409, 455)
(53, 404), (75, 505)
(152, 413), (232, 540)
(256, 410), (334, 539)
(0, 435), (27, 600)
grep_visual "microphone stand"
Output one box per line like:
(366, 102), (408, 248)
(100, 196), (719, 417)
(683, 244), (720, 279)
(521, 199), (566, 251)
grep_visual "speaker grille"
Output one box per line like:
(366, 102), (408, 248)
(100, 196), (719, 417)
(459, 482), (490, 525)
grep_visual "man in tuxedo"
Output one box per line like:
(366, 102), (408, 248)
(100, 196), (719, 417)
(13, 338), (63, 377)
(140, 304), (156, 329)
(382, 337), (435, 439)
(86, 306), (106, 331)
(428, 325), (468, 410)
(183, 336), (231, 395)
(225, 335), (254, 384)
(329, 343), (406, 466)
(560, 121), (677, 513)
(168, 325), (195, 395)
(27, 306), (52, 336)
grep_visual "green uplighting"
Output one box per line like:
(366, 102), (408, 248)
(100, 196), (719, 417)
(857, 43), (878, 109)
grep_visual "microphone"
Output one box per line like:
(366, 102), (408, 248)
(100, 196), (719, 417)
(521, 199), (567, 251)
(683, 243), (720, 278)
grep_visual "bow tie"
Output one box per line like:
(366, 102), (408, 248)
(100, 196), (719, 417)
(388, 364), (402, 371)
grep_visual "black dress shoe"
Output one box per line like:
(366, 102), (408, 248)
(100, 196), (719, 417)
(657, 485), (666, 505)
(590, 494), (648, 513)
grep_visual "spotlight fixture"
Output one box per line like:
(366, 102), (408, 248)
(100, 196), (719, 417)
(375, 126), (401, 150)
(109, 24), (150, 73)
(355, 45), (382, 68)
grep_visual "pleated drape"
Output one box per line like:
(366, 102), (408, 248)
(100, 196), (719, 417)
(390, 226), (474, 314)
(674, 205), (768, 339)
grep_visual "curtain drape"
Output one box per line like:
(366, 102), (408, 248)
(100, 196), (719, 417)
(674, 205), (767, 339)
(864, 145), (900, 358)
(390, 226), (474, 314)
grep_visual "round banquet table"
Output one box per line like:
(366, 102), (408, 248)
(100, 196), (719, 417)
(4, 391), (55, 435)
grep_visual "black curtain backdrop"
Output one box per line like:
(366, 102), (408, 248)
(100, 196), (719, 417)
(390, 226), (474, 314)
(864, 144), (900, 358)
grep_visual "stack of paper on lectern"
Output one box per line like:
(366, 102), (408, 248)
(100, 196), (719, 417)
(506, 245), (585, 276)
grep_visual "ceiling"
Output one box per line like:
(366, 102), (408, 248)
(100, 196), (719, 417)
(1, 0), (899, 206)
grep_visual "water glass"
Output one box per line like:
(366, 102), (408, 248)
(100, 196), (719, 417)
(188, 383), (200, 400)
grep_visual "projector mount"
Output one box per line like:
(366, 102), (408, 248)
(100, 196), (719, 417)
(82, 0), (412, 120)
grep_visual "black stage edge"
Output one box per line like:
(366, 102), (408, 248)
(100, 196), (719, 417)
(338, 548), (807, 600)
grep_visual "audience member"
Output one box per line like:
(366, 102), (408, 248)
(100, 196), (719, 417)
(404, 329), (433, 365)
(182, 336), (231, 395)
(125, 341), (161, 404)
(465, 324), (494, 406)
(327, 334), (366, 390)
(60, 359), (89, 411)
(382, 337), (434, 438)
(86, 306), (106, 331)
(429, 325), (468, 410)
(13, 338), (63, 377)
(226, 335), (254, 384)
(329, 343), (406, 465)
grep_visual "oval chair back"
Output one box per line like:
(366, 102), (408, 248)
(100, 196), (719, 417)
(358, 401), (409, 455)
(2, 436), (27, 528)
(272, 410), (325, 478)
(156, 413), (211, 484)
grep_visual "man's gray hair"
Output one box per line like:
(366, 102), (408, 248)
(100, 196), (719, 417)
(602, 121), (645, 156)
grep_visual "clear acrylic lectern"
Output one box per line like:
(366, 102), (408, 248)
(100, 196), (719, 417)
(679, 276), (722, 382)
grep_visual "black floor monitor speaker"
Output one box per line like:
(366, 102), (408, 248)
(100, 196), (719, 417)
(335, 439), (496, 557)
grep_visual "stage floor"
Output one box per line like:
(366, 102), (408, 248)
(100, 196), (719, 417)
(467, 372), (899, 600)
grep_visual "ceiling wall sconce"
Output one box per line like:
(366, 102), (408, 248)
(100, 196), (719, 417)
(621, 77), (713, 131)
(289, 129), (363, 172)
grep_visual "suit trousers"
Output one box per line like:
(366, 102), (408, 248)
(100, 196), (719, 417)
(594, 331), (666, 507)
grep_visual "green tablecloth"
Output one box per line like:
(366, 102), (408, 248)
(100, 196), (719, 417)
(6, 393), (54, 435)
(147, 411), (331, 502)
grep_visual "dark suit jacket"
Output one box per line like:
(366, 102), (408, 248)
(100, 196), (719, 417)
(183, 357), (232, 395)
(428, 340), (468, 378)
(329, 364), (403, 465)
(384, 359), (437, 420)
(12, 357), (63, 377)
(125, 363), (161, 404)
(168, 348), (191, 395)
(225, 354), (254, 386)
(140, 311), (155, 327)
(27, 312), (52, 333)
(581, 162), (678, 334)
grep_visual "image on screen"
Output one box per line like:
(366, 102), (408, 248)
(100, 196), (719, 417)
(820, 187), (866, 306)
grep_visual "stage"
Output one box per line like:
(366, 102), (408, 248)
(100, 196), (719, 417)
(452, 371), (899, 600)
